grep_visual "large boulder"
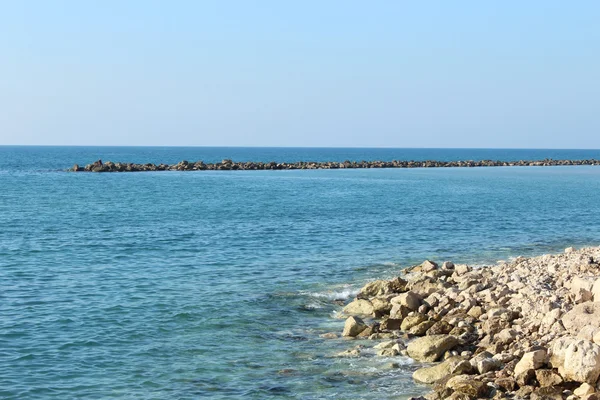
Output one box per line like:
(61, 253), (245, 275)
(562, 302), (600, 333)
(412, 356), (472, 384)
(342, 316), (368, 337)
(407, 335), (459, 362)
(560, 339), (600, 384)
(342, 299), (374, 316)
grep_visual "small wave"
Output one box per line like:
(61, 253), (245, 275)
(304, 287), (358, 301)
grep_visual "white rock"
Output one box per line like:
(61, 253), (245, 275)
(561, 339), (600, 384)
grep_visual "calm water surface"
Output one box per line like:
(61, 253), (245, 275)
(1, 147), (600, 399)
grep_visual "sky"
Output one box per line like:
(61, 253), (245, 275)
(0, 1), (599, 148)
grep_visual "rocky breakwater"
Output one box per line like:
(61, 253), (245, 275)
(70, 158), (600, 172)
(329, 247), (600, 399)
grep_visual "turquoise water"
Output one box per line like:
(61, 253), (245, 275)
(2, 147), (600, 399)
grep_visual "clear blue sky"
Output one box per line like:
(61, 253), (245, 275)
(1, 1), (599, 147)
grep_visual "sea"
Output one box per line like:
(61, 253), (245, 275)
(2, 146), (600, 399)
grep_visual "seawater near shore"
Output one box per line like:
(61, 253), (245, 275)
(327, 246), (600, 400)
(70, 158), (600, 172)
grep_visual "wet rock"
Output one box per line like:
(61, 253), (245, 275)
(342, 316), (368, 337)
(445, 375), (491, 398)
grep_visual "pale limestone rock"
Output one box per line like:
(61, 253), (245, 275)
(342, 299), (374, 316)
(513, 349), (547, 376)
(561, 339), (600, 384)
(400, 313), (427, 331)
(342, 316), (367, 337)
(574, 382), (595, 397)
(562, 302), (600, 333)
(412, 356), (471, 384)
(407, 334), (459, 362)
(454, 264), (472, 276)
(392, 291), (422, 311)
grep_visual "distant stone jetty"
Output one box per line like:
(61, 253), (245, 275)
(71, 158), (600, 172)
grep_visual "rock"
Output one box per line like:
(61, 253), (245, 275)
(380, 318), (402, 331)
(389, 304), (411, 320)
(455, 264), (472, 276)
(442, 261), (455, 270)
(445, 375), (490, 398)
(592, 278), (600, 302)
(530, 386), (564, 400)
(477, 357), (502, 374)
(427, 320), (454, 335)
(495, 377), (516, 392)
(467, 306), (484, 319)
(421, 260), (439, 272)
(407, 335), (459, 362)
(495, 328), (517, 345)
(319, 332), (338, 339)
(392, 291), (422, 311)
(560, 339), (600, 384)
(409, 320), (435, 336)
(562, 302), (600, 333)
(371, 296), (393, 316)
(549, 336), (579, 368)
(574, 383), (595, 397)
(535, 369), (563, 387)
(358, 278), (407, 298)
(514, 349), (547, 376)
(401, 313), (428, 331)
(572, 276), (595, 303)
(409, 277), (445, 297)
(342, 316), (368, 337)
(412, 356), (472, 384)
(342, 299), (374, 316)
(565, 247), (576, 253)
(336, 348), (361, 357)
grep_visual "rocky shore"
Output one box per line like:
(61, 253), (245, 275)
(327, 246), (600, 399)
(70, 158), (600, 172)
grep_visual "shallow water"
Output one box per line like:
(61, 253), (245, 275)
(1, 147), (600, 399)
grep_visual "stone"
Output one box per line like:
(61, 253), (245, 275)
(565, 247), (576, 253)
(389, 304), (411, 320)
(409, 320), (435, 336)
(319, 332), (338, 339)
(477, 357), (502, 374)
(407, 335), (460, 362)
(445, 375), (490, 398)
(574, 383), (595, 397)
(342, 299), (374, 316)
(494, 377), (516, 392)
(549, 336), (579, 368)
(358, 278), (407, 298)
(514, 349), (547, 376)
(342, 316), (368, 337)
(535, 369), (563, 387)
(379, 318), (402, 331)
(530, 386), (564, 400)
(401, 313), (428, 331)
(336, 348), (361, 357)
(561, 339), (600, 384)
(561, 302), (600, 333)
(592, 278), (600, 302)
(495, 328), (517, 345)
(427, 320), (454, 335)
(467, 306), (484, 319)
(421, 260), (439, 272)
(392, 291), (422, 311)
(454, 264), (472, 276)
(412, 356), (472, 384)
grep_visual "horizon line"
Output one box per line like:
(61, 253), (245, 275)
(1, 144), (600, 151)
